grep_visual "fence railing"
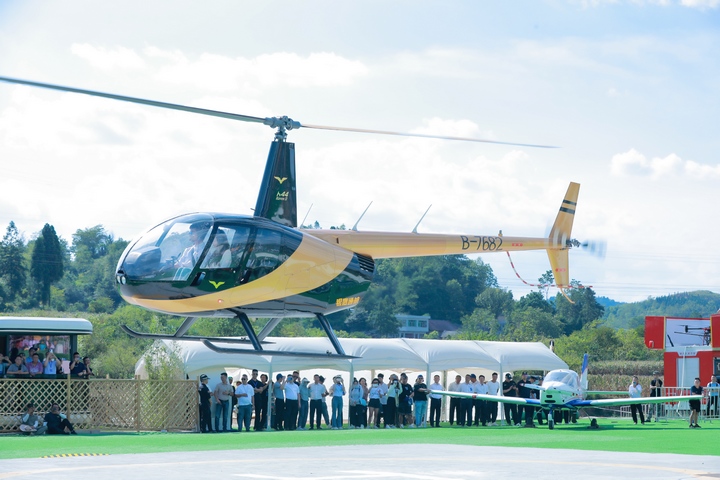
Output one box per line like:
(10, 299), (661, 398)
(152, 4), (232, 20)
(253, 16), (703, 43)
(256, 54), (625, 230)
(609, 386), (719, 422)
(0, 377), (198, 433)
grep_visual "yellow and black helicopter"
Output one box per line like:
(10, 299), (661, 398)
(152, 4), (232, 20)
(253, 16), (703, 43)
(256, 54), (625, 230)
(0, 76), (588, 359)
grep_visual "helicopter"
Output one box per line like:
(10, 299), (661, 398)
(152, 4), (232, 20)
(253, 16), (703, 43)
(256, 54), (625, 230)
(0, 76), (588, 359)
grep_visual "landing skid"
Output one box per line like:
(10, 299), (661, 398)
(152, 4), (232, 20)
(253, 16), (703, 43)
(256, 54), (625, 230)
(201, 339), (357, 359)
(122, 311), (357, 359)
(121, 324), (269, 345)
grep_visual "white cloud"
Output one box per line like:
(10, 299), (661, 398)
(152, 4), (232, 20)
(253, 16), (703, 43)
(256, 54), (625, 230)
(70, 44), (145, 70)
(71, 45), (369, 91)
(680, 0), (720, 8)
(610, 148), (720, 178)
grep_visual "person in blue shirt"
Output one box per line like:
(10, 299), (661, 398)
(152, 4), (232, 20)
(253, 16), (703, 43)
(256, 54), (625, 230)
(707, 375), (719, 418)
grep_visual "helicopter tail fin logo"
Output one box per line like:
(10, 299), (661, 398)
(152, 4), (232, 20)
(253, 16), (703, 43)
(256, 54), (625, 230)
(254, 141), (297, 228)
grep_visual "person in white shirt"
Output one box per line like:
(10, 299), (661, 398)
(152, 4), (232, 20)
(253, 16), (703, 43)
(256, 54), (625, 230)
(628, 375), (645, 425)
(447, 375), (462, 425)
(458, 374), (474, 427)
(428, 374), (443, 427)
(308, 374), (327, 430)
(284, 375), (300, 430)
(486, 372), (500, 426)
(234, 374), (254, 432)
(474, 374), (489, 426)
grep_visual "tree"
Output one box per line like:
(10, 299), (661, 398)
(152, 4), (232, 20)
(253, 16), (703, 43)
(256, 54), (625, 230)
(475, 287), (514, 319)
(503, 307), (562, 341)
(0, 221), (27, 300)
(368, 302), (399, 337)
(538, 270), (554, 300)
(517, 291), (554, 314)
(72, 225), (114, 259)
(460, 308), (499, 336)
(30, 224), (64, 306)
(554, 283), (604, 335)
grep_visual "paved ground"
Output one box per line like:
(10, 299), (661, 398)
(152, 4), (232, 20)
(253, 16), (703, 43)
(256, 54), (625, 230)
(0, 444), (718, 479)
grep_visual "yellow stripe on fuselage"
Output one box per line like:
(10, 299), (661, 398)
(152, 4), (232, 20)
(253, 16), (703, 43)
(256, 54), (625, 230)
(125, 234), (354, 314)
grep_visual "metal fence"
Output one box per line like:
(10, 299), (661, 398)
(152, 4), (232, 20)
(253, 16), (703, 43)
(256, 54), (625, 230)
(610, 386), (719, 423)
(0, 377), (198, 433)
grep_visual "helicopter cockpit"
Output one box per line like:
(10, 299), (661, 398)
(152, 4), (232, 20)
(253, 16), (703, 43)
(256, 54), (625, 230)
(119, 214), (249, 281)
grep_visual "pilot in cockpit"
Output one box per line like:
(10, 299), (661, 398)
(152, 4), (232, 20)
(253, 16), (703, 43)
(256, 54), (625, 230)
(202, 231), (232, 269)
(176, 222), (211, 269)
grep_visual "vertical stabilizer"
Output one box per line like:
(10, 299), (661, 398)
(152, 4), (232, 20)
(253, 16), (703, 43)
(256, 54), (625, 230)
(547, 182), (580, 288)
(580, 353), (589, 391)
(254, 139), (297, 228)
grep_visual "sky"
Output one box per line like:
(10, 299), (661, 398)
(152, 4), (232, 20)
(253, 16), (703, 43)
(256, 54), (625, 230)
(0, 0), (719, 304)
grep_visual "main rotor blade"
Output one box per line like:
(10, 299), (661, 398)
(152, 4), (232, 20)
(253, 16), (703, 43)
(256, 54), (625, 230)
(0, 76), (557, 148)
(0, 76), (266, 125)
(301, 123), (558, 148)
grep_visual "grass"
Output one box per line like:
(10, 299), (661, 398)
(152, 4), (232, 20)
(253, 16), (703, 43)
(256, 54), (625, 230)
(1, 418), (717, 459)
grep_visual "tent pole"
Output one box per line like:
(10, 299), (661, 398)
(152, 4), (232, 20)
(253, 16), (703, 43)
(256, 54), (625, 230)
(499, 362), (505, 426)
(267, 366), (273, 431)
(425, 365), (431, 427)
(442, 369), (448, 423)
(348, 363), (354, 427)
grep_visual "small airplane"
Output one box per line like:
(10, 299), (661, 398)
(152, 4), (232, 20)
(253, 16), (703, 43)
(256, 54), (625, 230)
(430, 354), (702, 429)
(0, 76), (594, 358)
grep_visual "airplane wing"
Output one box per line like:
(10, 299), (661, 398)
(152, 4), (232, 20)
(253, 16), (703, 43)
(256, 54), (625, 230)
(429, 390), (541, 406)
(567, 395), (702, 408)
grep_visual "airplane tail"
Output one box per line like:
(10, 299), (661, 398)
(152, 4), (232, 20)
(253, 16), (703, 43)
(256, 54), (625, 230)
(254, 139), (298, 228)
(546, 182), (580, 289)
(580, 353), (589, 391)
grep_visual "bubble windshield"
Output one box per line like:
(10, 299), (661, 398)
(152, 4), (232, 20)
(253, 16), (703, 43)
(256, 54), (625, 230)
(121, 214), (214, 281)
(543, 370), (579, 389)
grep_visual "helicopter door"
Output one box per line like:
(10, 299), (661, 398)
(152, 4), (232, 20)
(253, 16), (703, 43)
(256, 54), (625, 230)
(243, 228), (282, 282)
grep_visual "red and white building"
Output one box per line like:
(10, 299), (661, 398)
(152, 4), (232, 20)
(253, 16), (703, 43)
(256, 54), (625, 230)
(645, 313), (720, 388)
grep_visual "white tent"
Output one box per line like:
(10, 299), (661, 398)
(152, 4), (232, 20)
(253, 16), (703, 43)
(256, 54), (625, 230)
(135, 336), (567, 380)
(135, 336), (567, 430)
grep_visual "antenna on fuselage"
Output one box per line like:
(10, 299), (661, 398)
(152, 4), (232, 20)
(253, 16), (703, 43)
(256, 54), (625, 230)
(412, 204), (432, 234)
(352, 201), (373, 231)
(300, 203), (314, 228)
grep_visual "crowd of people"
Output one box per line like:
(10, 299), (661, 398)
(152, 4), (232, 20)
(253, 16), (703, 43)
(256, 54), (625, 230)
(197, 368), (720, 433)
(197, 369), (554, 433)
(1, 346), (94, 378)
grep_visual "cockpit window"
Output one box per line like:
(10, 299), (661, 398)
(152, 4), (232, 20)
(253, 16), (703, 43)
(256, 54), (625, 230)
(201, 225), (252, 270)
(121, 215), (213, 281)
(544, 370), (579, 389)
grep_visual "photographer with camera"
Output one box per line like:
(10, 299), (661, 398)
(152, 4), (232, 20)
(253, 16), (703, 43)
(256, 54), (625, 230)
(398, 373), (414, 428)
(329, 375), (346, 429)
(385, 375), (400, 428)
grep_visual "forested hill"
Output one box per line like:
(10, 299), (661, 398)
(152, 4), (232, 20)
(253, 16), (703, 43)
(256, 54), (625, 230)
(602, 291), (720, 330)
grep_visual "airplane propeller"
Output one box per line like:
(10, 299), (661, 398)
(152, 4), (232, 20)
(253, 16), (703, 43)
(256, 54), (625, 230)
(0, 76), (557, 148)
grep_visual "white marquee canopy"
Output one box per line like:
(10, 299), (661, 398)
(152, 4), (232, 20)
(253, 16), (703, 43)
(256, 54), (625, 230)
(135, 336), (567, 380)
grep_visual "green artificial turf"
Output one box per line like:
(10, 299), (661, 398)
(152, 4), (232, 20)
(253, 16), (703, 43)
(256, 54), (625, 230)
(1, 418), (717, 460)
